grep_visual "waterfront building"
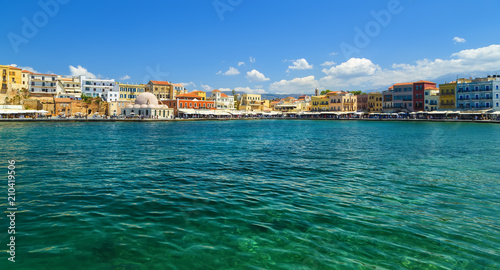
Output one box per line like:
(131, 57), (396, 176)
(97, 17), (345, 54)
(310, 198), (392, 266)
(29, 73), (59, 98)
(162, 92), (216, 116)
(326, 91), (357, 112)
(210, 90), (234, 110)
(382, 89), (393, 111)
(368, 92), (383, 113)
(172, 83), (186, 96)
(118, 83), (146, 101)
(108, 100), (133, 116)
(122, 92), (173, 118)
(413, 81), (437, 111)
(357, 94), (368, 111)
(275, 96), (309, 112)
(147, 81), (174, 100)
(239, 94), (262, 111)
(424, 88), (439, 111)
(456, 76), (500, 111)
(54, 98), (73, 116)
(311, 95), (329, 112)
(391, 83), (414, 112)
(80, 76), (119, 102)
(57, 77), (81, 99)
(192, 90), (206, 100)
(1, 66), (25, 102)
(439, 81), (459, 109)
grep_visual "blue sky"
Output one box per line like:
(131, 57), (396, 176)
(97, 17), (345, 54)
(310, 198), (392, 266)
(1, 0), (500, 94)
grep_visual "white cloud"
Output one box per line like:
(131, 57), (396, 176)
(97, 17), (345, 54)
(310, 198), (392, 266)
(319, 45), (500, 90)
(329, 52), (338, 56)
(10, 64), (38, 73)
(453, 37), (466, 44)
(181, 82), (196, 89)
(216, 87), (266, 94)
(120, 75), (131, 80)
(69, 65), (96, 78)
(321, 61), (336, 67)
(270, 76), (319, 94)
(249, 56), (256, 63)
(246, 69), (270, 82)
(322, 58), (380, 78)
(233, 87), (266, 94)
(238, 62), (245, 66)
(201, 84), (212, 92)
(216, 71), (222, 75)
(287, 58), (314, 72)
(222, 67), (240, 76)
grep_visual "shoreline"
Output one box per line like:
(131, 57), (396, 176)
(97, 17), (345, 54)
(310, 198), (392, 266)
(1, 118), (499, 124)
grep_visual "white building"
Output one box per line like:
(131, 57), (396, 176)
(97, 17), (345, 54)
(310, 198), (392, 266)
(29, 73), (59, 97)
(80, 76), (119, 102)
(424, 88), (439, 111)
(122, 92), (174, 118)
(57, 77), (81, 99)
(210, 89), (234, 110)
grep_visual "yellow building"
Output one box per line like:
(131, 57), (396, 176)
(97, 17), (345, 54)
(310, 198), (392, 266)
(439, 81), (457, 109)
(368, 92), (383, 112)
(326, 91), (357, 112)
(147, 81), (174, 100)
(311, 95), (329, 111)
(239, 94), (262, 111)
(119, 83), (146, 101)
(1, 65), (23, 94)
(192, 90), (206, 100)
(172, 83), (186, 96)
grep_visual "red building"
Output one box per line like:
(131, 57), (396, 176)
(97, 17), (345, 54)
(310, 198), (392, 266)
(413, 81), (437, 111)
(161, 93), (216, 116)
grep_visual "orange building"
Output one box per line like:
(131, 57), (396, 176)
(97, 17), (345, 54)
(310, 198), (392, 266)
(162, 92), (216, 116)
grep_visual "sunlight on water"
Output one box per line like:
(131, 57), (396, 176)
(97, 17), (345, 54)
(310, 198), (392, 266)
(0, 120), (499, 269)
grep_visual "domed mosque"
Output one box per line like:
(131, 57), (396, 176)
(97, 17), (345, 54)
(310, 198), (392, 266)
(122, 92), (174, 118)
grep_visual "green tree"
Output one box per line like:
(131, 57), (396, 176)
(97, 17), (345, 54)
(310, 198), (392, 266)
(320, 90), (332, 95)
(232, 89), (236, 96)
(350, 90), (366, 95)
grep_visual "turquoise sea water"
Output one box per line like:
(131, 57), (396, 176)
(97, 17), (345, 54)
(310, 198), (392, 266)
(0, 120), (499, 269)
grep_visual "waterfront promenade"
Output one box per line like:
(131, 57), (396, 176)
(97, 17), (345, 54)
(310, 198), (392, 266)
(1, 117), (499, 124)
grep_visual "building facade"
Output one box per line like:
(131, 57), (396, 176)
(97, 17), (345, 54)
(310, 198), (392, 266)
(424, 88), (439, 111)
(239, 94), (262, 111)
(392, 83), (414, 111)
(357, 94), (368, 111)
(147, 81), (174, 100)
(311, 95), (329, 111)
(456, 76), (500, 111)
(119, 83), (146, 101)
(122, 92), (173, 118)
(81, 76), (119, 102)
(413, 81), (437, 111)
(57, 77), (81, 99)
(439, 81), (458, 109)
(368, 92), (383, 112)
(29, 73), (59, 98)
(382, 89), (393, 111)
(162, 92), (216, 116)
(210, 90), (234, 110)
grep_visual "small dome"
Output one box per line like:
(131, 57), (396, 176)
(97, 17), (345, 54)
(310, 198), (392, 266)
(125, 104), (134, 108)
(133, 104), (141, 108)
(135, 92), (159, 106)
(140, 104), (148, 108)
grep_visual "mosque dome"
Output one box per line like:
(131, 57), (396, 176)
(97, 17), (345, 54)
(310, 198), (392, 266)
(135, 92), (159, 106)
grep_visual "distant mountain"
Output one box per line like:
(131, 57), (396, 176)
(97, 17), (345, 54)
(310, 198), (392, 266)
(219, 91), (307, 100)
